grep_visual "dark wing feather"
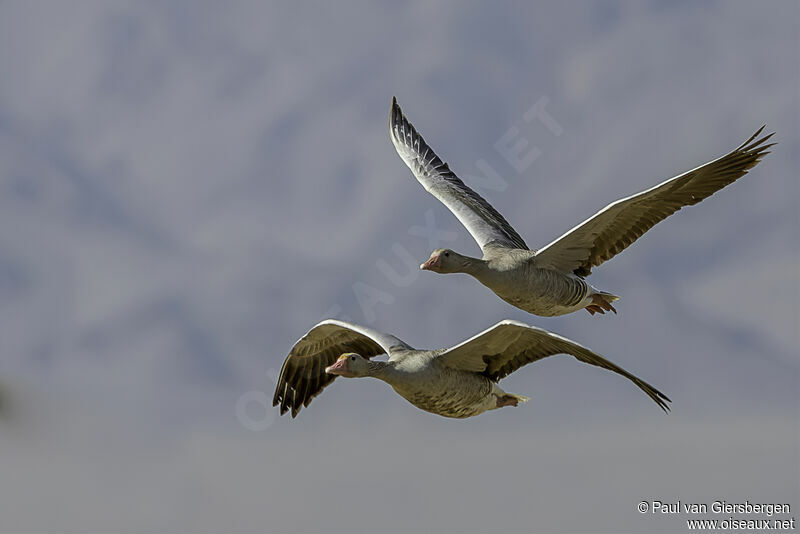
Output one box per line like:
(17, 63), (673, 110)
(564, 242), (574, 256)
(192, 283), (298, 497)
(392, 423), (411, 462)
(273, 320), (410, 418)
(437, 320), (670, 412)
(390, 97), (529, 252)
(535, 127), (775, 276)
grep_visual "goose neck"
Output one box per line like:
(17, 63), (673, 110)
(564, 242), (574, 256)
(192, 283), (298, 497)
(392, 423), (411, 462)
(461, 256), (491, 279)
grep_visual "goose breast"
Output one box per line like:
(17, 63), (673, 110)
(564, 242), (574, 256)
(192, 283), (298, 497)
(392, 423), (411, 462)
(482, 256), (591, 316)
(389, 360), (496, 419)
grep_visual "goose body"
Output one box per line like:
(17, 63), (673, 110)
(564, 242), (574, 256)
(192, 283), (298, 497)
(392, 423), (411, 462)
(374, 351), (500, 418)
(390, 97), (774, 317)
(468, 247), (609, 316)
(273, 319), (670, 419)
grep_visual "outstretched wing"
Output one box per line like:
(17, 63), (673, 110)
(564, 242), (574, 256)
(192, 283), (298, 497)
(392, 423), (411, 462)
(273, 320), (411, 418)
(436, 320), (670, 412)
(534, 127), (774, 276)
(390, 97), (528, 252)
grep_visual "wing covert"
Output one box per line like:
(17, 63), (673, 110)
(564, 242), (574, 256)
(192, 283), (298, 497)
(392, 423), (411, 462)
(535, 127), (774, 276)
(437, 320), (670, 412)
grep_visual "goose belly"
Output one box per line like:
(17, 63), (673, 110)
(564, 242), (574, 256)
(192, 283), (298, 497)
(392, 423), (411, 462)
(490, 267), (591, 317)
(391, 371), (495, 419)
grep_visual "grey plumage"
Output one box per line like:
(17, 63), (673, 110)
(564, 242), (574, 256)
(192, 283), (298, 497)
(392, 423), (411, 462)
(273, 319), (671, 419)
(272, 320), (409, 417)
(534, 125), (775, 277)
(390, 97), (529, 251)
(390, 97), (774, 316)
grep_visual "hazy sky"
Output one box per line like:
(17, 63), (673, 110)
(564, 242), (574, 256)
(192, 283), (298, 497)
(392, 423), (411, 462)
(0, 2), (798, 533)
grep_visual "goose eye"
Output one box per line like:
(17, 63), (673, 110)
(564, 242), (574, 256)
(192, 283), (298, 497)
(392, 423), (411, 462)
(444, 252), (450, 257)
(350, 356), (356, 361)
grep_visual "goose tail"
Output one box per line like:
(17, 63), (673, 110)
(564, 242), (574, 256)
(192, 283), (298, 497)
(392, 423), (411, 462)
(596, 290), (620, 303)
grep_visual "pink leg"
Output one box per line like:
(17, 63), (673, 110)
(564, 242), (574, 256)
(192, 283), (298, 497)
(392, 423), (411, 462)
(495, 395), (519, 408)
(586, 295), (617, 315)
(585, 304), (604, 315)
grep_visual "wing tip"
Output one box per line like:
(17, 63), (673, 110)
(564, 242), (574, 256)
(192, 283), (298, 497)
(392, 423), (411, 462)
(739, 125), (776, 152)
(389, 96), (405, 141)
(390, 96), (402, 121)
(649, 387), (672, 414)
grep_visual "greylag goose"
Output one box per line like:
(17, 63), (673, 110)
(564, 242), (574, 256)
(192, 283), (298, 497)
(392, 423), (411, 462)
(273, 319), (670, 418)
(390, 98), (774, 317)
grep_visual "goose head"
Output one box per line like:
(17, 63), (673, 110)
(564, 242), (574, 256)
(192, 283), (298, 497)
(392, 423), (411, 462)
(420, 248), (470, 273)
(325, 353), (371, 378)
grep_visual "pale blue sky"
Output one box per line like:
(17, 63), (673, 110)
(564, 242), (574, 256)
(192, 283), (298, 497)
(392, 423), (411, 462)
(0, 2), (797, 532)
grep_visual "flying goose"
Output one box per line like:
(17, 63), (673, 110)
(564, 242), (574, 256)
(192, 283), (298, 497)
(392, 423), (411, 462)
(390, 98), (774, 316)
(273, 319), (670, 418)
